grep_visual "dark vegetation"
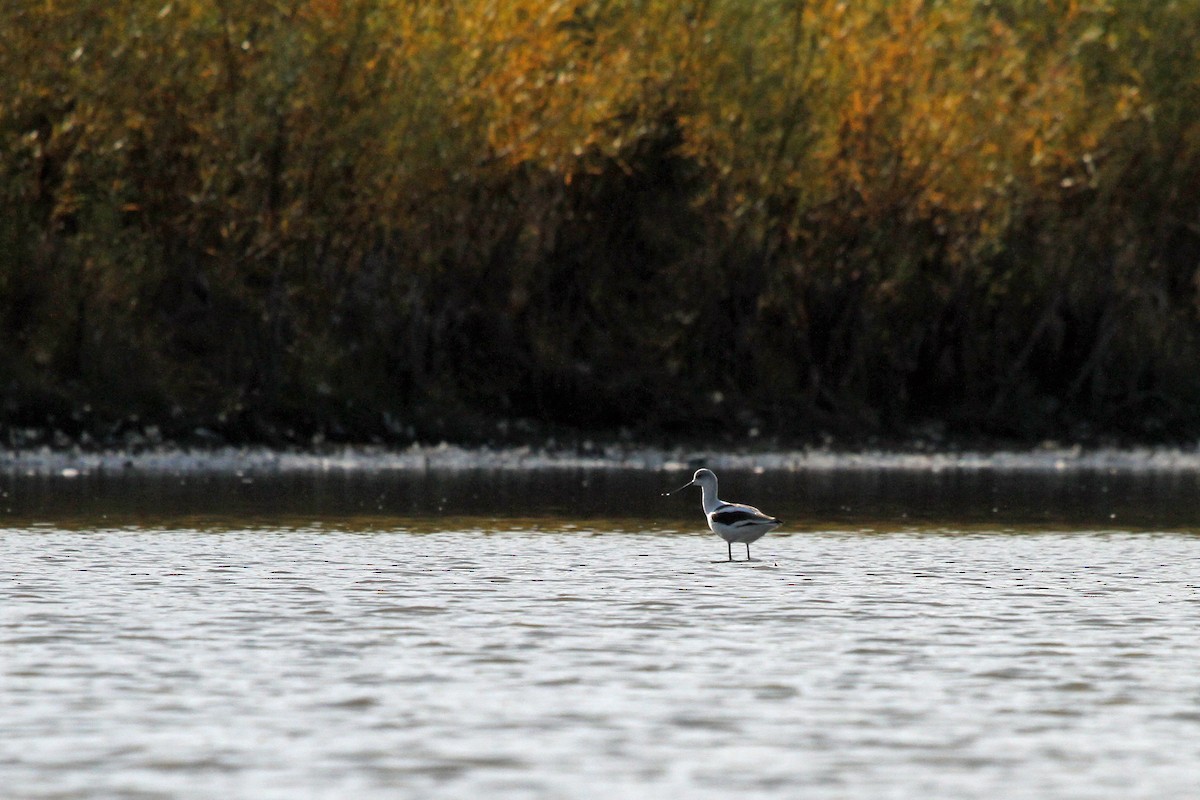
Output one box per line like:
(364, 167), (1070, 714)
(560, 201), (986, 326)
(1, 0), (1198, 449)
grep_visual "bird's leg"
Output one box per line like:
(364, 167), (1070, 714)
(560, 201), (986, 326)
(727, 541), (733, 562)
(746, 543), (751, 561)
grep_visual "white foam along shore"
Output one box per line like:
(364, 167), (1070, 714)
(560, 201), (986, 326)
(5, 443), (1200, 476)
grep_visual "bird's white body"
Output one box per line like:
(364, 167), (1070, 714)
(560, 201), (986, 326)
(669, 468), (782, 561)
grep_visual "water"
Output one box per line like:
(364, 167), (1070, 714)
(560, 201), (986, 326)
(4, 467), (1200, 799)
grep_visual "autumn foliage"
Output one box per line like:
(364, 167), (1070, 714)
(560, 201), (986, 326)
(1, 0), (1198, 445)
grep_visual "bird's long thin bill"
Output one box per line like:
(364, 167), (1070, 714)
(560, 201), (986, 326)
(663, 480), (693, 496)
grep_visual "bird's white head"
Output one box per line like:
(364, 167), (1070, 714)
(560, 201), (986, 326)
(663, 468), (718, 497)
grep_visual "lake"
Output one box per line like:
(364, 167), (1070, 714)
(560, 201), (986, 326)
(3, 462), (1200, 798)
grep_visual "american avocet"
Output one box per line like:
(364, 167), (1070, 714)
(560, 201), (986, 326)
(664, 468), (782, 562)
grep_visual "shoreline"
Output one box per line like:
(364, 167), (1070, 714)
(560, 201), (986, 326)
(5, 442), (1200, 476)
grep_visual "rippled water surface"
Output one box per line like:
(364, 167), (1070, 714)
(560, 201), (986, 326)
(4, 468), (1200, 799)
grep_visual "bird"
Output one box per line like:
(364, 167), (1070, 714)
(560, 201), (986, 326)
(663, 468), (782, 562)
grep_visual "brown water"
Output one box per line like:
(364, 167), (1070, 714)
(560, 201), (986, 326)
(3, 468), (1200, 799)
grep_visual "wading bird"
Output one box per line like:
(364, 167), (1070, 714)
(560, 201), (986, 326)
(664, 468), (782, 561)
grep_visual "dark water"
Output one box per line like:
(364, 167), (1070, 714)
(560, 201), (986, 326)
(3, 466), (1200, 530)
(3, 467), (1200, 799)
